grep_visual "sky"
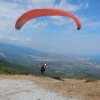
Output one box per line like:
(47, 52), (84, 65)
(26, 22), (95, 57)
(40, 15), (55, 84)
(0, 0), (100, 55)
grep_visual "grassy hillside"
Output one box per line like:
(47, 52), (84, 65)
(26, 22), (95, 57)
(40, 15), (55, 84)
(0, 58), (100, 79)
(0, 58), (65, 77)
(0, 66), (29, 75)
(0, 58), (40, 75)
(0, 58), (61, 77)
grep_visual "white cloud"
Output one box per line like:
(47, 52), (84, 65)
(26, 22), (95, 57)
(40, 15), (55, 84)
(26, 37), (31, 41)
(31, 20), (48, 29)
(84, 3), (89, 9)
(0, 35), (3, 39)
(54, 0), (83, 12)
(0, 0), (56, 33)
(9, 37), (18, 41)
(0, 0), (100, 55)
(85, 20), (100, 29)
(50, 16), (73, 26)
(19, 37), (31, 45)
(25, 0), (55, 9)
(80, 16), (100, 29)
(0, 0), (90, 34)
(0, 0), (25, 33)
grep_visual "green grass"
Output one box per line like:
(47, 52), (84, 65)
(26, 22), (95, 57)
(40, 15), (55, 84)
(0, 66), (29, 75)
(85, 77), (99, 82)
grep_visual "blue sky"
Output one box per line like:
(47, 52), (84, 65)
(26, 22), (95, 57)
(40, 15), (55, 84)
(0, 0), (100, 55)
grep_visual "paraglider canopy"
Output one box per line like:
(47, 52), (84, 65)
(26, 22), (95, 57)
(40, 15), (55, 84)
(15, 8), (81, 30)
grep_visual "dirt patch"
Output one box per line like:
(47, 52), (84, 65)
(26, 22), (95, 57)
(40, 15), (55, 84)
(0, 75), (100, 100)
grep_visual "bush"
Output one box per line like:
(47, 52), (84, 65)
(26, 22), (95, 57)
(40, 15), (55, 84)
(51, 76), (64, 81)
(53, 76), (61, 79)
(85, 77), (99, 82)
(19, 71), (29, 75)
(75, 74), (85, 80)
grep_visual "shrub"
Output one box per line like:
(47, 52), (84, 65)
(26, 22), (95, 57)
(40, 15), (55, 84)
(20, 71), (29, 75)
(75, 74), (85, 80)
(51, 76), (64, 81)
(53, 76), (61, 79)
(85, 77), (98, 82)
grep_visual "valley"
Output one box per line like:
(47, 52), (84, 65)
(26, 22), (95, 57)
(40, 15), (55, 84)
(0, 43), (100, 79)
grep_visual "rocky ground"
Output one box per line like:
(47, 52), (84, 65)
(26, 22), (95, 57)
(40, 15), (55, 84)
(0, 75), (100, 100)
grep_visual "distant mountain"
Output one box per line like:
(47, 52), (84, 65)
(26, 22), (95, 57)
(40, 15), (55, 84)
(0, 42), (51, 65)
(0, 42), (88, 66)
(0, 42), (47, 56)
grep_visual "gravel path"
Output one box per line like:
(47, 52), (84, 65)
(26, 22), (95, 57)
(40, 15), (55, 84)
(0, 79), (77, 100)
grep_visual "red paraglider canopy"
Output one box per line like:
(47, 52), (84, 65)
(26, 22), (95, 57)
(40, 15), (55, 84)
(15, 8), (81, 30)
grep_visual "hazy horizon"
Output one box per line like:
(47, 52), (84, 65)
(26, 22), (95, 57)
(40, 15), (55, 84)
(0, 42), (100, 62)
(0, 0), (100, 56)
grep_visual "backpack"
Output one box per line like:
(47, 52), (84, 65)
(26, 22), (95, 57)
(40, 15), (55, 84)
(41, 65), (45, 72)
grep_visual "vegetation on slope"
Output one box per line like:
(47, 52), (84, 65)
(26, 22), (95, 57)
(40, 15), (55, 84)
(0, 58), (39, 75)
(0, 58), (100, 80)
(0, 66), (29, 75)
